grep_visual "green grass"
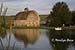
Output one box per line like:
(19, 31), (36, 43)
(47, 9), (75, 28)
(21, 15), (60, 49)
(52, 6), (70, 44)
(0, 16), (15, 22)
(62, 26), (75, 30)
(0, 15), (47, 23)
(0, 25), (75, 30)
(13, 26), (55, 29)
(39, 15), (48, 21)
(11, 26), (75, 30)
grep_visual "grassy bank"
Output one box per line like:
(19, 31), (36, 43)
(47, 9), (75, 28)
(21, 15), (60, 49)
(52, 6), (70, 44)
(0, 15), (48, 23)
(0, 26), (75, 30)
(13, 26), (75, 30)
(13, 26), (55, 29)
(39, 15), (48, 21)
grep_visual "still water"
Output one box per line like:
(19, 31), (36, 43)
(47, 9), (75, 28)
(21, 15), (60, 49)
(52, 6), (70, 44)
(0, 29), (75, 50)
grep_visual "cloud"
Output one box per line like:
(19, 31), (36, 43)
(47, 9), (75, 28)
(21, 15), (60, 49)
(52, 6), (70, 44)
(0, 0), (75, 15)
(65, 0), (75, 10)
(0, 0), (26, 2)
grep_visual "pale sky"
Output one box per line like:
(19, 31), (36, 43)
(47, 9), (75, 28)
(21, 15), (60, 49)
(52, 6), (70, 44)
(0, 0), (75, 15)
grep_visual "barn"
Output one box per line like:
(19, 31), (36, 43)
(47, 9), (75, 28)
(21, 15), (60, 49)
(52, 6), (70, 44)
(14, 8), (40, 27)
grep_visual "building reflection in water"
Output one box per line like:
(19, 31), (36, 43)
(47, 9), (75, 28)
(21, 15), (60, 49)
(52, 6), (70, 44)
(14, 29), (40, 47)
(47, 30), (75, 50)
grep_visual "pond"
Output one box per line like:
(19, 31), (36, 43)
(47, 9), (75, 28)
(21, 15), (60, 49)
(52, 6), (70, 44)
(0, 29), (75, 50)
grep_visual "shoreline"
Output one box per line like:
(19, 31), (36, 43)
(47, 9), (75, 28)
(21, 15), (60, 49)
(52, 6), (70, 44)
(0, 26), (75, 30)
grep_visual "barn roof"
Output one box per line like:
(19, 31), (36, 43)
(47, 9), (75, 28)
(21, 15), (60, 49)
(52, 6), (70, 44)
(15, 8), (39, 20)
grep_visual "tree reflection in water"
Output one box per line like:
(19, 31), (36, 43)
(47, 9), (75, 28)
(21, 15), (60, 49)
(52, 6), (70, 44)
(0, 29), (7, 38)
(0, 28), (7, 50)
(14, 29), (40, 47)
(47, 29), (75, 50)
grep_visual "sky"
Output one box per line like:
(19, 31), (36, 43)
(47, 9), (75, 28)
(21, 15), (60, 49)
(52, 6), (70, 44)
(0, 0), (75, 15)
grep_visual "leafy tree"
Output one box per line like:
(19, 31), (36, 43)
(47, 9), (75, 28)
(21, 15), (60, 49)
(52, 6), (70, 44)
(47, 2), (72, 27)
(72, 10), (75, 25)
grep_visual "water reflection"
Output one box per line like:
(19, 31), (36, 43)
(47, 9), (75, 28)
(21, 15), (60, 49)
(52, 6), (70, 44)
(0, 28), (75, 50)
(0, 29), (7, 50)
(14, 29), (40, 47)
(0, 29), (50, 50)
(47, 30), (75, 50)
(0, 29), (6, 38)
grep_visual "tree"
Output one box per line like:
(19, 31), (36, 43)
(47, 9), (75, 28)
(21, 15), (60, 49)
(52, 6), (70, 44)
(47, 2), (72, 27)
(72, 10), (75, 25)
